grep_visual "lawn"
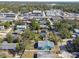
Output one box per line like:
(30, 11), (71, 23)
(25, 40), (35, 50)
(22, 51), (35, 58)
(0, 50), (13, 58)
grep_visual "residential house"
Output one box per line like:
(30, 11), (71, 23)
(75, 14), (79, 20)
(72, 52), (79, 58)
(40, 25), (49, 29)
(0, 12), (17, 21)
(32, 10), (43, 18)
(37, 51), (54, 58)
(0, 26), (5, 30)
(45, 9), (63, 17)
(0, 41), (17, 50)
(74, 29), (79, 37)
(34, 40), (55, 58)
(34, 40), (54, 50)
(63, 12), (76, 20)
(58, 50), (75, 58)
(16, 25), (27, 31)
(39, 30), (47, 38)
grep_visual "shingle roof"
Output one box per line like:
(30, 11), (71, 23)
(0, 41), (17, 50)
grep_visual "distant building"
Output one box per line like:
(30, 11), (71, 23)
(63, 12), (76, 20)
(32, 10), (43, 18)
(76, 14), (79, 20)
(0, 12), (17, 21)
(45, 9), (63, 17)
(32, 10), (42, 14)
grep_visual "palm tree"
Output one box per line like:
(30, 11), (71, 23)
(49, 32), (61, 45)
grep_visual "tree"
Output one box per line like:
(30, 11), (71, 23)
(0, 38), (3, 43)
(3, 21), (12, 28)
(0, 55), (7, 58)
(31, 19), (40, 30)
(47, 20), (51, 30)
(34, 33), (41, 42)
(73, 37), (79, 46)
(66, 37), (79, 52)
(15, 20), (23, 25)
(54, 20), (72, 39)
(60, 28), (72, 39)
(6, 33), (13, 43)
(21, 29), (34, 40)
(49, 32), (61, 45)
(16, 43), (21, 52)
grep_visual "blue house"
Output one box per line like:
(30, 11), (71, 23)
(34, 40), (54, 50)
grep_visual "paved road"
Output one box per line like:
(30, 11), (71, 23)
(47, 18), (53, 25)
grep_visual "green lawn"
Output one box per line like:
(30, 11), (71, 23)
(25, 41), (34, 50)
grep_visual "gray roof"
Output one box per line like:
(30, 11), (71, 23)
(0, 41), (17, 50)
(37, 51), (54, 58)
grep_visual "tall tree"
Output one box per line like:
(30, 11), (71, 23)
(31, 19), (40, 30)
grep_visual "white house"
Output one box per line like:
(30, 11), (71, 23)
(0, 26), (5, 30)
(16, 25), (27, 31)
(45, 9), (63, 17)
(58, 50), (75, 58)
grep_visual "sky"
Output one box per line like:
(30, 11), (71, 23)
(0, 0), (79, 2)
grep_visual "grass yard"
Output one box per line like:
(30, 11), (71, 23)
(0, 50), (13, 58)
(22, 51), (35, 58)
(25, 40), (35, 50)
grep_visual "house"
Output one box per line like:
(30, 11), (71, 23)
(0, 26), (5, 30)
(32, 10), (43, 18)
(39, 20), (47, 25)
(76, 14), (79, 20)
(0, 41), (17, 50)
(34, 40), (54, 50)
(74, 29), (79, 37)
(16, 25), (27, 31)
(45, 9), (63, 17)
(0, 12), (17, 21)
(72, 52), (79, 58)
(39, 30), (47, 37)
(74, 29), (79, 33)
(72, 34), (77, 39)
(58, 50), (75, 58)
(40, 25), (48, 29)
(63, 12), (76, 20)
(37, 51), (54, 58)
